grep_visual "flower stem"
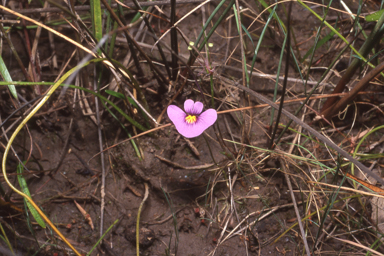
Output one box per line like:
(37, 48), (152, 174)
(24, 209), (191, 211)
(210, 74), (214, 108)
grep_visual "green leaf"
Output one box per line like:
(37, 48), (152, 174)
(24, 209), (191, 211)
(0, 54), (17, 99)
(92, 0), (103, 41)
(250, 5), (276, 78)
(302, 28), (339, 61)
(233, 5), (249, 86)
(105, 90), (138, 107)
(257, 0), (286, 31)
(0, 223), (13, 255)
(91, 0), (103, 55)
(131, 7), (148, 24)
(241, 24), (254, 47)
(365, 9), (384, 22)
(17, 163), (46, 228)
(105, 90), (149, 125)
(105, 90), (125, 99)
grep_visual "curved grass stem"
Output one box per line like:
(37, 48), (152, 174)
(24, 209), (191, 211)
(1, 64), (91, 256)
(0, 222), (13, 255)
(136, 183), (149, 256)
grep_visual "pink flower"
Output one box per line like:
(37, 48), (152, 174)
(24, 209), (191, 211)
(167, 99), (217, 138)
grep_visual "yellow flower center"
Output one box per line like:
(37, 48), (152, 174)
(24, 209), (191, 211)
(185, 115), (197, 124)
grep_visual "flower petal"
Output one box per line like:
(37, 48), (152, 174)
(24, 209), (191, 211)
(184, 99), (204, 115)
(193, 109), (217, 135)
(168, 104), (199, 138)
(174, 109), (217, 138)
(184, 99), (195, 113)
(167, 105), (186, 128)
(168, 102), (217, 138)
(173, 121), (197, 138)
(192, 101), (203, 115)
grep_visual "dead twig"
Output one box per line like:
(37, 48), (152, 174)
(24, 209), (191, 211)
(74, 200), (94, 230)
(184, 138), (200, 157)
(319, 61), (384, 120)
(280, 158), (311, 256)
(136, 183), (149, 256)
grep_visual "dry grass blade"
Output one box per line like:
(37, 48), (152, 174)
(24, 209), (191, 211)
(137, 183), (149, 256)
(74, 200), (94, 230)
(280, 158), (311, 256)
(332, 237), (384, 256)
(319, 61), (384, 120)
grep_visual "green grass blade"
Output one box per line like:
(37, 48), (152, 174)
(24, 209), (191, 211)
(91, 0), (103, 55)
(250, 5), (276, 78)
(91, 0), (103, 41)
(104, 0), (114, 56)
(0, 223), (14, 255)
(194, 0), (229, 48)
(269, 35), (287, 128)
(108, 22), (118, 58)
(365, 9), (384, 22)
(297, 0), (380, 69)
(340, 0), (367, 39)
(257, 0), (305, 84)
(17, 162), (46, 228)
(105, 90), (149, 123)
(131, 9), (147, 24)
(241, 23), (254, 47)
(87, 219), (119, 256)
(314, 177), (346, 249)
(105, 90), (125, 99)
(233, 5), (249, 86)
(302, 28), (339, 61)
(352, 125), (384, 177)
(301, 0), (333, 96)
(0, 54), (17, 99)
(194, 0), (235, 54)
(76, 87), (147, 132)
(129, 1), (172, 81)
(257, 0), (286, 31)
(101, 92), (142, 158)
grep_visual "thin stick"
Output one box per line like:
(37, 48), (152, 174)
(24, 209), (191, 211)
(280, 158), (311, 256)
(94, 68), (107, 239)
(136, 183), (149, 256)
